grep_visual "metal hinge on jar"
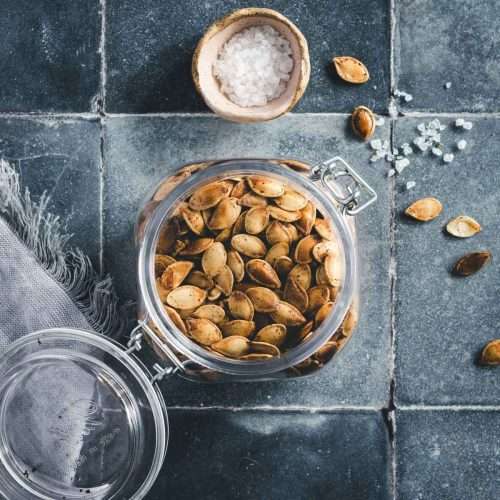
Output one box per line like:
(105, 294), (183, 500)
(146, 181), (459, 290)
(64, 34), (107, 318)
(126, 321), (184, 383)
(310, 157), (377, 216)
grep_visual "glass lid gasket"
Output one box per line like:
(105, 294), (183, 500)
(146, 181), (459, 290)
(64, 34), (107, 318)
(138, 159), (356, 376)
(0, 329), (169, 500)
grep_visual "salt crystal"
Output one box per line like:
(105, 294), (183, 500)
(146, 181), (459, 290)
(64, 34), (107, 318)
(370, 139), (383, 150)
(455, 118), (465, 127)
(444, 82), (452, 89)
(213, 26), (294, 107)
(431, 147), (443, 157)
(406, 181), (416, 190)
(457, 139), (467, 150)
(375, 117), (385, 126)
(404, 94), (413, 102)
(463, 121), (473, 130)
(443, 153), (454, 163)
(388, 169), (396, 177)
(395, 158), (410, 173)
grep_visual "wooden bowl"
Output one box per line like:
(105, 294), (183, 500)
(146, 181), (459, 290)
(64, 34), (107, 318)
(192, 8), (310, 123)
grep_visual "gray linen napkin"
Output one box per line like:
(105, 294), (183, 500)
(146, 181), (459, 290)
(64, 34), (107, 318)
(0, 159), (122, 492)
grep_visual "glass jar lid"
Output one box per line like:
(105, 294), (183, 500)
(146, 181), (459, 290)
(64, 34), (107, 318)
(0, 329), (168, 500)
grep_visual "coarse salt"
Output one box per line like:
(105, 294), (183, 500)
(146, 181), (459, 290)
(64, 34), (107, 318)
(213, 25), (294, 107)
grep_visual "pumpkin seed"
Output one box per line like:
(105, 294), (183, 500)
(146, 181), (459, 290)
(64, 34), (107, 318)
(202, 242), (227, 277)
(232, 211), (247, 235)
(201, 208), (213, 227)
(155, 255), (176, 277)
(179, 237), (214, 256)
(268, 205), (302, 222)
(227, 250), (245, 282)
(446, 215), (481, 238)
(297, 320), (314, 342)
(307, 286), (331, 312)
(153, 171), (192, 202)
(452, 251), (491, 276)
(185, 270), (214, 289)
(405, 197), (443, 222)
(283, 278), (309, 313)
(480, 339), (500, 366)
(246, 259), (282, 288)
(193, 304), (226, 324)
(160, 261), (194, 289)
(231, 234), (267, 258)
(180, 205), (205, 235)
(189, 181), (232, 210)
(156, 278), (170, 303)
(296, 201), (316, 235)
(166, 285), (207, 310)
(294, 235), (321, 264)
(245, 206), (270, 234)
(313, 240), (337, 262)
(333, 56), (370, 84)
(231, 179), (249, 198)
(212, 336), (251, 358)
(228, 291), (254, 320)
(249, 341), (281, 357)
(215, 228), (232, 242)
(324, 253), (343, 286)
(221, 320), (256, 338)
(240, 353), (274, 361)
(315, 301), (334, 325)
(288, 264), (312, 290)
(254, 324), (287, 346)
(314, 218), (335, 240)
(247, 176), (285, 197)
(315, 341), (339, 363)
(186, 318), (222, 346)
(164, 306), (187, 334)
(208, 197), (241, 230)
(246, 287), (280, 313)
(214, 265), (234, 296)
(270, 301), (306, 326)
(274, 256), (294, 278)
(283, 223), (299, 241)
(266, 220), (291, 245)
(275, 188), (308, 211)
(340, 303), (359, 337)
(238, 192), (268, 208)
(265, 242), (290, 267)
(157, 219), (179, 254)
(178, 307), (200, 319)
(207, 287), (222, 301)
(351, 106), (375, 140)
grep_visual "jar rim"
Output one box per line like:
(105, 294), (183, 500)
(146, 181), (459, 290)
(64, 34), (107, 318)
(138, 159), (356, 376)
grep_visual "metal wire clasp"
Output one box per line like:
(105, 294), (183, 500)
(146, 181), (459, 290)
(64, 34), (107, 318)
(126, 321), (181, 383)
(311, 157), (377, 216)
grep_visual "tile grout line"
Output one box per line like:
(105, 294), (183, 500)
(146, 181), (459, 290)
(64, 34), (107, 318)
(98, 0), (107, 114)
(388, 0), (398, 497)
(98, 118), (105, 274)
(163, 405), (385, 412)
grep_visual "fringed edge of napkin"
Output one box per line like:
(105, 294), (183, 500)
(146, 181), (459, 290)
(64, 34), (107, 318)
(0, 159), (123, 338)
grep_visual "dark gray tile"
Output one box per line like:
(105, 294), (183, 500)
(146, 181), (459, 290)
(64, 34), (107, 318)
(103, 114), (391, 407)
(0, 116), (102, 262)
(394, 116), (500, 405)
(148, 410), (391, 500)
(396, 410), (500, 500)
(396, 0), (500, 112)
(0, 0), (101, 112)
(106, 0), (390, 113)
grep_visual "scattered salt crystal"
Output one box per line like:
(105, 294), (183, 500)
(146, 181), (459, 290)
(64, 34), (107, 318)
(431, 147), (443, 157)
(404, 94), (413, 102)
(406, 181), (416, 190)
(370, 139), (383, 150)
(463, 121), (473, 130)
(455, 118), (465, 127)
(457, 139), (467, 150)
(417, 123), (426, 132)
(395, 158), (410, 173)
(375, 117), (385, 126)
(444, 82), (452, 89)
(213, 25), (294, 107)
(388, 169), (396, 177)
(443, 153), (454, 163)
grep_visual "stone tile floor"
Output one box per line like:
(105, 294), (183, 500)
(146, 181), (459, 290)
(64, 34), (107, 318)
(1, 0), (499, 498)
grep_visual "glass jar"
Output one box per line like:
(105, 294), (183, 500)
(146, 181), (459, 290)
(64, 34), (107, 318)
(135, 157), (376, 382)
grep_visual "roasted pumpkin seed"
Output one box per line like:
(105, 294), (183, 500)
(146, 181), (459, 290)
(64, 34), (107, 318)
(254, 324), (287, 346)
(185, 270), (214, 289)
(221, 320), (256, 338)
(266, 220), (291, 245)
(446, 215), (481, 238)
(238, 192), (268, 208)
(212, 336), (250, 358)
(180, 205), (205, 235)
(270, 301), (306, 326)
(283, 278), (309, 313)
(249, 341), (281, 357)
(274, 256), (295, 278)
(452, 251), (491, 276)
(228, 291), (254, 321)
(265, 242), (290, 267)
(307, 286), (331, 312)
(227, 250), (245, 282)
(288, 264), (312, 290)
(186, 318), (222, 346)
(247, 176), (285, 197)
(202, 241), (227, 277)
(294, 235), (321, 264)
(231, 234), (267, 258)
(167, 285), (207, 310)
(351, 106), (375, 140)
(333, 56), (370, 84)
(214, 265), (234, 296)
(405, 197), (443, 222)
(160, 261), (194, 290)
(179, 237), (214, 255)
(208, 197), (241, 230)
(164, 306), (187, 334)
(246, 287), (280, 313)
(268, 205), (302, 222)
(155, 255), (176, 277)
(189, 181), (232, 210)
(245, 206), (270, 234)
(296, 201), (316, 235)
(275, 188), (308, 211)
(193, 304), (226, 324)
(480, 339), (500, 366)
(315, 301), (334, 325)
(246, 259), (282, 288)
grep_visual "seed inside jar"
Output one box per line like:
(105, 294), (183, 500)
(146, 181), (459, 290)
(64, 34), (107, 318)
(154, 174), (346, 361)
